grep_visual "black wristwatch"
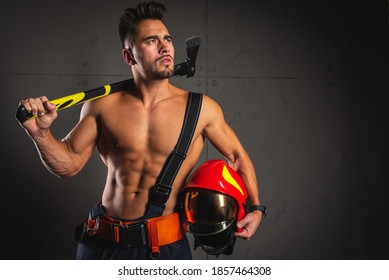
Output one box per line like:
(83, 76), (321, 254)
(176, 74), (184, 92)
(249, 205), (267, 219)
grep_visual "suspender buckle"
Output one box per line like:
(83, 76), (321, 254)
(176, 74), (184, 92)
(155, 183), (171, 196)
(150, 183), (171, 208)
(173, 149), (186, 160)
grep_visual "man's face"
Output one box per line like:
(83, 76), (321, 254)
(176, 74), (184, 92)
(128, 19), (175, 79)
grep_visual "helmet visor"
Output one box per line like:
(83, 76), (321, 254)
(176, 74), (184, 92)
(183, 189), (237, 235)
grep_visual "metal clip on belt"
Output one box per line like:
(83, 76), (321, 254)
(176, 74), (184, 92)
(86, 214), (99, 236)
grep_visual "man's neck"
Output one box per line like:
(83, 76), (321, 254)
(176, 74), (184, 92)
(132, 76), (172, 107)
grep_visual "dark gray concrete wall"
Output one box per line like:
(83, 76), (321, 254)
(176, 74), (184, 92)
(1, 0), (388, 259)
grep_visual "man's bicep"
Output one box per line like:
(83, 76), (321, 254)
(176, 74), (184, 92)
(62, 109), (98, 164)
(203, 106), (244, 162)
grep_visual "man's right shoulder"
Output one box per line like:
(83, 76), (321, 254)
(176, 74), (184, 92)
(81, 91), (124, 113)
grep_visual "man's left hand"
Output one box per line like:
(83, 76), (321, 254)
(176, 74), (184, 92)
(234, 211), (263, 240)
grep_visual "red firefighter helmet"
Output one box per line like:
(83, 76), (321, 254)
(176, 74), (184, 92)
(181, 159), (249, 256)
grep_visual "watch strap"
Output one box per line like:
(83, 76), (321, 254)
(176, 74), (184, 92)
(249, 204), (267, 219)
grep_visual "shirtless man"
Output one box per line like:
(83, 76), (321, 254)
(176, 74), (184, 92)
(17, 1), (264, 260)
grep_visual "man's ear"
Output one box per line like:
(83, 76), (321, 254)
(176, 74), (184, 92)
(122, 48), (136, 65)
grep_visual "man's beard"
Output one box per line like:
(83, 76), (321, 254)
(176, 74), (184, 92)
(151, 67), (174, 79)
(144, 58), (174, 79)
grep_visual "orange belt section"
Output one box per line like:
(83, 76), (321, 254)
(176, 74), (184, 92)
(91, 212), (184, 250)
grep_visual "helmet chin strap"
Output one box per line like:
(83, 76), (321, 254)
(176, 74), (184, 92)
(199, 242), (230, 257)
(193, 223), (237, 257)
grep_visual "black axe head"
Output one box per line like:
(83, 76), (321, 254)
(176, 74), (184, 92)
(174, 36), (202, 77)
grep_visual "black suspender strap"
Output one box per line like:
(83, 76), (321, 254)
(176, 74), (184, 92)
(146, 92), (203, 218)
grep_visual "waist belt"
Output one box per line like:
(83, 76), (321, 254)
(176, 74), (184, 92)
(85, 210), (184, 257)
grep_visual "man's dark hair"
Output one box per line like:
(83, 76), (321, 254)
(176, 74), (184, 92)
(119, 1), (167, 48)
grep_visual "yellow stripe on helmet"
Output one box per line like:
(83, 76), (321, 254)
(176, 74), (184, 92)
(222, 165), (244, 196)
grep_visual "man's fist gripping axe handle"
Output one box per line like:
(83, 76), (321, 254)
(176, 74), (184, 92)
(16, 36), (202, 123)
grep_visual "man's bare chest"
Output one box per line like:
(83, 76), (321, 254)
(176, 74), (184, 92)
(98, 103), (187, 157)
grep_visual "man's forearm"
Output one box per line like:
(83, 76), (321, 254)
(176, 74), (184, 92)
(30, 130), (79, 178)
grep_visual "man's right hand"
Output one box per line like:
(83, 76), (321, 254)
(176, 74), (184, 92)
(18, 96), (57, 136)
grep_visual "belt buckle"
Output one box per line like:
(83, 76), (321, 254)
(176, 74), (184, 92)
(114, 222), (148, 248)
